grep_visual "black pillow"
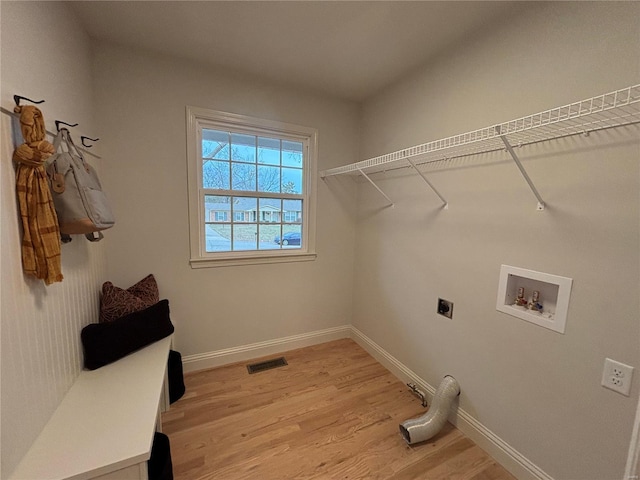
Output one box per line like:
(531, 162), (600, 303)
(82, 299), (174, 370)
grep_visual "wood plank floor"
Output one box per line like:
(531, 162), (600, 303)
(162, 339), (515, 480)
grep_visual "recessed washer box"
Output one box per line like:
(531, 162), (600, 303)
(496, 265), (573, 334)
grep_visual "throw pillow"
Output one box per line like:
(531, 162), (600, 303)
(127, 274), (160, 305)
(99, 274), (160, 323)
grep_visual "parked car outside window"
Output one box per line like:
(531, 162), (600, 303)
(274, 232), (301, 246)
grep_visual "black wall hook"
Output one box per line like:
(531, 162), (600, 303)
(81, 136), (100, 148)
(55, 120), (79, 132)
(14, 95), (45, 107)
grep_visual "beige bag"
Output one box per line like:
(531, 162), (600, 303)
(46, 129), (115, 241)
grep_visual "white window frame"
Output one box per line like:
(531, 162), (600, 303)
(186, 106), (317, 268)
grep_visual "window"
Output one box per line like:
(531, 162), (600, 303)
(214, 211), (228, 222)
(187, 107), (317, 267)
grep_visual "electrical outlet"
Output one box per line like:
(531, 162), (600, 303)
(437, 298), (453, 319)
(601, 358), (634, 396)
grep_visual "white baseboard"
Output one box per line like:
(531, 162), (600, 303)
(181, 324), (551, 480)
(182, 325), (351, 373)
(349, 325), (553, 480)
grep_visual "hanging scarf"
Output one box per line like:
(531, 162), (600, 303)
(12, 105), (63, 285)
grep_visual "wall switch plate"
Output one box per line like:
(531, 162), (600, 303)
(437, 298), (453, 319)
(601, 358), (634, 396)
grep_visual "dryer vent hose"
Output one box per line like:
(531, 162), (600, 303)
(399, 375), (460, 444)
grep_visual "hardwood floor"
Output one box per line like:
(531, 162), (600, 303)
(162, 339), (515, 480)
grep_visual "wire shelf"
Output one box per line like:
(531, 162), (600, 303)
(320, 84), (640, 178)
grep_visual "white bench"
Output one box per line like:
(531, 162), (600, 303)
(10, 336), (172, 480)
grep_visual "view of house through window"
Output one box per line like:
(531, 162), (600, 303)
(187, 107), (316, 266)
(201, 127), (305, 253)
(205, 195), (303, 251)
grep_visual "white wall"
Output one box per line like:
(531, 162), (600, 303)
(0, 2), (107, 477)
(355, 3), (639, 480)
(91, 43), (359, 357)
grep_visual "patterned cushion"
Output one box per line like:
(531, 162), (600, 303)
(127, 274), (160, 305)
(99, 274), (160, 323)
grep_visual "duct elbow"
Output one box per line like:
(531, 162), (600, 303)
(399, 375), (460, 445)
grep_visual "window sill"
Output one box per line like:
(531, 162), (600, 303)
(190, 251), (317, 268)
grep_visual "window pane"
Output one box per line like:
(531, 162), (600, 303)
(204, 195), (231, 223)
(259, 224), (281, 250)
(282, 167), (303, 194)
(259, 198), (281, 223)
(258, 165), (280, 193)
(232, 162), (256, 191)
(203, 160), (230, 189)
(231, 133), (256, 163)
(233, 197), (257, 224)
(282, 140), (303, 168)
(202, 129), (229, 160)
(233, 224), (257, 251)
(205, 223), (231, 252)
(279, 224), (302, 249)
(283, 199), (302, 223)
(257, 137), (280, 165)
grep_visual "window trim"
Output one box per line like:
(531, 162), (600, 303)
(186, 106), (317, 268)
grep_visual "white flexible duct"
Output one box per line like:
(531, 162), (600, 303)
(399, 375), (460, 444)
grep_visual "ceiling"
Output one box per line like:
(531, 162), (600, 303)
(69, 1), (527, 102)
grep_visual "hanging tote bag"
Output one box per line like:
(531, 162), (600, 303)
(46, 128), (115, 239)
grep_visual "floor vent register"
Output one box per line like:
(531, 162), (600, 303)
(246, 357), (288, 374)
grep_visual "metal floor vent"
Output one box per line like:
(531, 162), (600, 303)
(247, 357), (288, 374)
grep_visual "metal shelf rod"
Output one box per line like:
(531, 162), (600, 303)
(350, 119), (639, 178)
(320, 84), (640, 179)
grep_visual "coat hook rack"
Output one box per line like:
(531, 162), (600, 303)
(55, 120), (79, 132)
(81, 136), (100, 148)
(14, 95), (45, 107)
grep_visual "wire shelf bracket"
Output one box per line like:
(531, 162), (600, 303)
(498, 132), (545, 211)
(358, 167), (394, 208)
(320, 84), (640, 211)
(406, 158), (448, 209)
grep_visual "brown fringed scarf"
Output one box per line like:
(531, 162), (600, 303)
(12, 105), (63, 285)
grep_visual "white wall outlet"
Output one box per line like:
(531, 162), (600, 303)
(601, 358), (634, 396)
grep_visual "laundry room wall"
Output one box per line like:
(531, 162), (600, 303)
(354, 2), (639, 479)
(0, 2), (107, 477)
(91, 42), (359, 361)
